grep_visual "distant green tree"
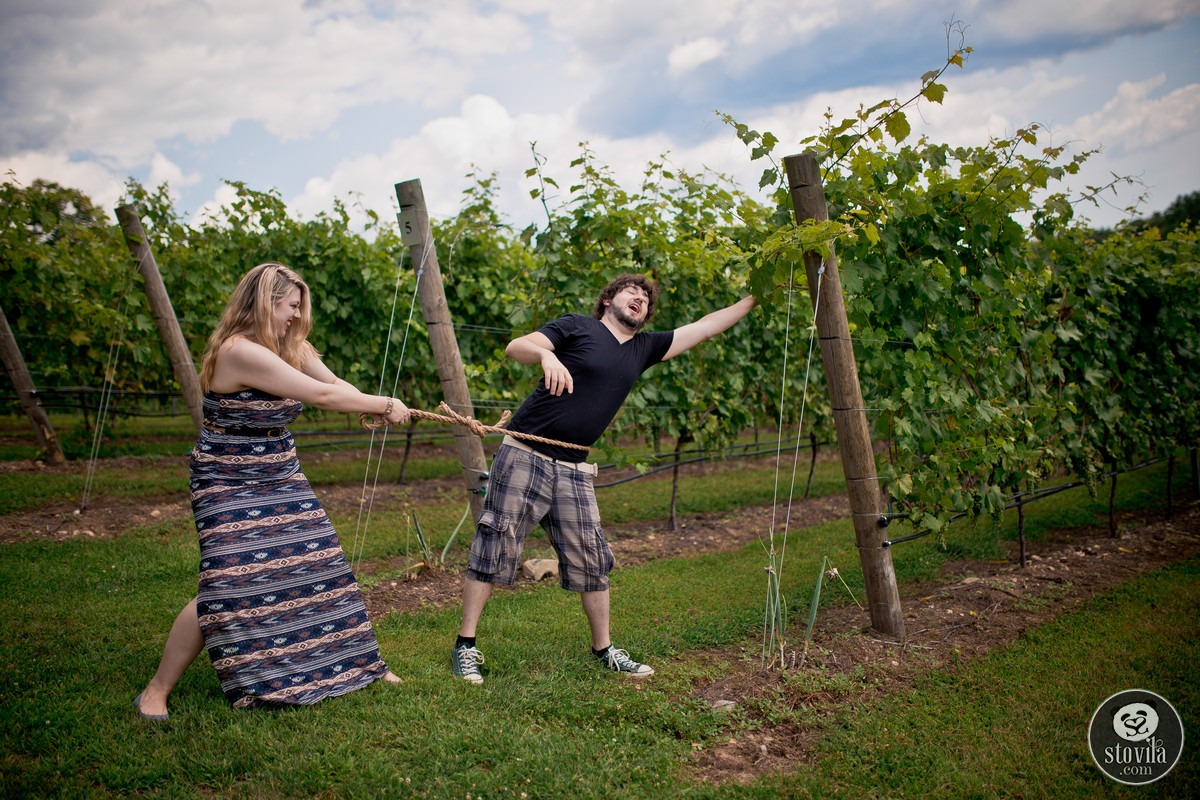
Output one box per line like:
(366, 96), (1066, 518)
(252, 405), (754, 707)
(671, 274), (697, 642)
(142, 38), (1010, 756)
(1132, 189), (1200, 233)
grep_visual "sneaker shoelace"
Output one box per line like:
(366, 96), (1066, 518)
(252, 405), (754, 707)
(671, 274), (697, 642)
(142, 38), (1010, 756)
(457, 646), (484, 673)
(605, 648), (639, 670)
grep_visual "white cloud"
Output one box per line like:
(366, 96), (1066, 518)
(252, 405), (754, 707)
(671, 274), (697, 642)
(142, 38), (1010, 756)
(2, 152), (126, 215)
(4, 1), (1198, 236)
(667, 37), (727, 77)
(538, 0), (842, 74)
(146, 153), (200, 195)
(1073, 75), (1200, 154)
(417, 2), (532, 55)
(0, 0), (528, 167)
(188, 181), (246, 229)
(289, 95), (576, 226)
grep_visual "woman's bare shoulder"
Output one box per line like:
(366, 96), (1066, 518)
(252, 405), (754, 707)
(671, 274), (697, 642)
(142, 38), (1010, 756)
(208, 336), (274, 393)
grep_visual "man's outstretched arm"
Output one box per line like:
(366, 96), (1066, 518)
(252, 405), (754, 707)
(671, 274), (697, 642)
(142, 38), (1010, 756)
(663, 295), (757, 360)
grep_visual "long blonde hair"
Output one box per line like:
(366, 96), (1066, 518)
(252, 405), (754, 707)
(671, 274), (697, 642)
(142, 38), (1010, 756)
(198, 262), (316, 391)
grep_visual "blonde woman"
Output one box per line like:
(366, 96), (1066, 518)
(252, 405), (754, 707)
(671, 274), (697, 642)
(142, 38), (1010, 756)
(134, 262), (409, 719)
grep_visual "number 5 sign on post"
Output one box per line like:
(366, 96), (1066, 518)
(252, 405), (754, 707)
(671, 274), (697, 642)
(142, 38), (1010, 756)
(397, 206), (422, 246)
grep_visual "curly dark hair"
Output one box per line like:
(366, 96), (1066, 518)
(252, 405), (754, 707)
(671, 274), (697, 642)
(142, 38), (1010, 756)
(592, 274), (659, 322)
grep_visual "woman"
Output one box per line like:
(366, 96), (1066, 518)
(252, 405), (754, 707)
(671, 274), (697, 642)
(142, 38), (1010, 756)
(134, 262), (409, 719)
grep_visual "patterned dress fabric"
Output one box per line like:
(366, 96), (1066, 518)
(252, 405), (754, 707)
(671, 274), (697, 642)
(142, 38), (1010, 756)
(191, 389), (390, 708)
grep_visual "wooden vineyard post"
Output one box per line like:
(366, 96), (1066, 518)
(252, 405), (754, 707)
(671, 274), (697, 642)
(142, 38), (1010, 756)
(393, 179), (489, 523)
(115, 205), (204, 432)
(0, 303), (66, 465)
(783, 153), (905, 639)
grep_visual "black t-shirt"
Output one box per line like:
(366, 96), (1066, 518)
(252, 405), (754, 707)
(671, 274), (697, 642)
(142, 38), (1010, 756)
(507, 314), (674, 461)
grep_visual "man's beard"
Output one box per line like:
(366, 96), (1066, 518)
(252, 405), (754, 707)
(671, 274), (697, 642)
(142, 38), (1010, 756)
(611, 305), (646, 332)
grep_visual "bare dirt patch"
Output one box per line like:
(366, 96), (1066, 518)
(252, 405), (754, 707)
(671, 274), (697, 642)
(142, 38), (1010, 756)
(0, 456), (192, 544)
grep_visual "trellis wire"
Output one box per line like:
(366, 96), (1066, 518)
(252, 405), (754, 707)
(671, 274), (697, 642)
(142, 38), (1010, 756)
(347, 246), (422, 574)
(347, 219), (495, 572)
(594, 441), (827, 489)
(762, 265), (796, 665)
(79, 271), (137, 512)
(762, 263), (824, 667)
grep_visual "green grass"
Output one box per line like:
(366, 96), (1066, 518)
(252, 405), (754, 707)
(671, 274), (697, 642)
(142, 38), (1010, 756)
(0, 457), (191, 515)
(601, 454), (845, 524)
(0, 444), (1195, 797)
(0, 412), (200, 461)
(0, 443), (465, 518)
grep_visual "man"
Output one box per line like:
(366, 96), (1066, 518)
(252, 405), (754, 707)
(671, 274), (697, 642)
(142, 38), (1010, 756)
(452, 274), (757, 684)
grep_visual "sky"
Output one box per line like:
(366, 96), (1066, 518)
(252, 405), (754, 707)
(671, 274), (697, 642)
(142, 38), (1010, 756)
(2, 0), (1198, 236)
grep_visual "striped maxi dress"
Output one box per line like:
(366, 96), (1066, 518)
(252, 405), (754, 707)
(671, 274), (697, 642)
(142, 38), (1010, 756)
(191, 389), (392, 708)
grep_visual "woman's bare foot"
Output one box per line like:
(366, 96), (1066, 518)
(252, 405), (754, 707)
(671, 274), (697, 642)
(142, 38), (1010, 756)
(382, 672), (402, 684)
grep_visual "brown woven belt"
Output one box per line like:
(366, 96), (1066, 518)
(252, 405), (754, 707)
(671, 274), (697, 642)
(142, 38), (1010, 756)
(501, 435), (598, 476)
(203, 422), (289, 438)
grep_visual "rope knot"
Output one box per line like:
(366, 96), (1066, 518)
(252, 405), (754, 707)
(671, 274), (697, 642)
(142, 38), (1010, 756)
(437, 402), (489, 436)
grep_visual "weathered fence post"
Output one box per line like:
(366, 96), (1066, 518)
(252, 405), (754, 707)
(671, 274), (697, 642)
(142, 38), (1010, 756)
(115, 205), (203, 432)
(783, 153), (905, 639)
(0, 303), (66, 465)
(393, 179), (489, 523)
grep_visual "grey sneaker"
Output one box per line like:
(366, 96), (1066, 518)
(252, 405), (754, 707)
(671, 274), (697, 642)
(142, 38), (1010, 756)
(451, 644), (485, 684)
(596, 646), (654, 678)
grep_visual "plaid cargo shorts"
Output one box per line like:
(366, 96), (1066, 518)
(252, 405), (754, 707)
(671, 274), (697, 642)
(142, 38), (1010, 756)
(466, 443), (614, 592)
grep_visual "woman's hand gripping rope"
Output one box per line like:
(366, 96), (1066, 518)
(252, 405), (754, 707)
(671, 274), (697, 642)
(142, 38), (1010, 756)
(359, 401), (510, 436)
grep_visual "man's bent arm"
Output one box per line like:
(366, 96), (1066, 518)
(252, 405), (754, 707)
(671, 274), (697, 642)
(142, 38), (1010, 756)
(663, 296), (757, 360)
(507, 331), (574, 395)
(506, 331), (556, 364)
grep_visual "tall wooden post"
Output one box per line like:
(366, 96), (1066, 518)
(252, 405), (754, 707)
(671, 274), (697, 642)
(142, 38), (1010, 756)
(0, 303), (66, 465)
(115, 205), (203, 432)
(784, 153), (905, 639)
(393, 179), (489, 523)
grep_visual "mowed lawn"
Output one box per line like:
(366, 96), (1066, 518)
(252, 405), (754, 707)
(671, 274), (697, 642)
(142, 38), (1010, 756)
(0, 450), (1196, 799)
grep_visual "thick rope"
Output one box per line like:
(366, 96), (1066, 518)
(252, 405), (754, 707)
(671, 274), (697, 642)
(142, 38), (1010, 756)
(359, 401), (582, 452)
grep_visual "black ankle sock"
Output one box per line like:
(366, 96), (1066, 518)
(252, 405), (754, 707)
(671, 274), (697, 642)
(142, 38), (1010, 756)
(456, 635), (476, 649)
(592, 645), (611, 657)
